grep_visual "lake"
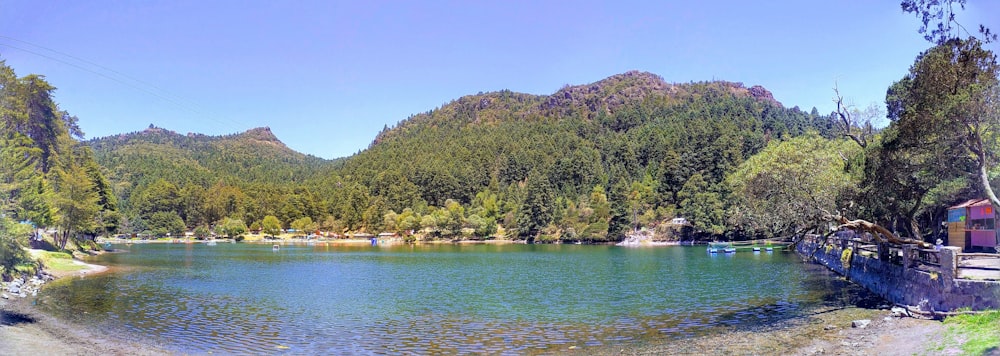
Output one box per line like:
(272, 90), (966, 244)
(36, 243), (874, 354)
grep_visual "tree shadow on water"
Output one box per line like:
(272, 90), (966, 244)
(712, 272), (890, 334)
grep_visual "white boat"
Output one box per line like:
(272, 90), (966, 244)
(708, 242), (736, 254)
(272, 244), (280, 251)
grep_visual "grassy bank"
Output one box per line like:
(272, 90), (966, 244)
(932, 310), (1000, 355)
(28, 250), (88, 274)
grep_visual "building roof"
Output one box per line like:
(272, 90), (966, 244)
(949, 199), (991, 210)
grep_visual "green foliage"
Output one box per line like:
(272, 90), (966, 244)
(261, 215), (282, 237)
(289, 216), (314, 235)
(0, 217), (33, 277)
(218, 217), (248, 238)
(677, 173), (726, 236)
(51, 163), (100, 249)
(872, 38), (1000, 237)
(1, 61), (116, 252)
(148, 211), (185, 237)
(727, 133), (859, 237)
(193, 225), (210, 238)
(86, 126), (328, 228)
(516, 172), (554, 239)
(901, 0), (997, 45)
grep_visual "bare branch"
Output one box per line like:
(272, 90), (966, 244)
(833, 85), (876, 148)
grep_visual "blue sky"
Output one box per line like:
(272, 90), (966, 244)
(1, 1), (998, 159)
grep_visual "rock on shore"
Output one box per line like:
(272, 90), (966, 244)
(589, 306), (947, 355)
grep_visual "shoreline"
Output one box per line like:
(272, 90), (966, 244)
(4, 292), (948, 355)
(1, 255), (169, 355)
(595, 305), (949, 355)
(2, 246), (951, 355)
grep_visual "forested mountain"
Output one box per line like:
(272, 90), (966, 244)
(88, 125), (328, 200)
(86, 126), (331, 235)
(83, 71), (839, 241)
(313, 71), (836, 241)
(77, 71), (834, 240)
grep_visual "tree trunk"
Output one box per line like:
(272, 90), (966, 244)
(57, 230), (68, 250)
(909, 217), (923, 242)
(980, 164), (1000, 209)
(834, 215), (933, 249)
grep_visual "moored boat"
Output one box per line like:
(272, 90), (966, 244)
(708, 242), (736, 253)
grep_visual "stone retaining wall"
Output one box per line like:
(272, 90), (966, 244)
(796, 235), (1000, 312)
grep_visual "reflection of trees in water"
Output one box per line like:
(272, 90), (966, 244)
(38, 274), (119, 324)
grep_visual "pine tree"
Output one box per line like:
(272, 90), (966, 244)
(516, 171), (554, 240)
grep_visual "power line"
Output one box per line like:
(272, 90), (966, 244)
(0, 37), (248, 133)
(0, 41), (200, 114)
(0, 35), (202, 113)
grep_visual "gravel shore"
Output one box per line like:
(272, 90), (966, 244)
(587, 305), (950, 356)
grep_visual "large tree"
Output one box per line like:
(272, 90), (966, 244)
(51, 164), (100, 249)
(261, 215), (282, 237)
(727, 133), (860, 238)
(886, 38), (1000, 211)
(515, 172), (554, 240)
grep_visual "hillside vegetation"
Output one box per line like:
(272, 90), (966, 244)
(88, 71), (837, 242)
(86, 125), (331, 236)
(8, 35), (998, 249)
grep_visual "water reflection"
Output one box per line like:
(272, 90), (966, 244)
(38, 244), (878, 354)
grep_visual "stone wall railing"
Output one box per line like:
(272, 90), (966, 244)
(796, 234), (1000, 312)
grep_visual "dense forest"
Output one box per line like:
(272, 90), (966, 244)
(86, 125), (331, 237)
(84, 71), (837, 242)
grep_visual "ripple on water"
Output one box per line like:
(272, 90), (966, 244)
(39, 244), (879, 354)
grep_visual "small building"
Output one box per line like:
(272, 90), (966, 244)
(947, 199), (999, 252)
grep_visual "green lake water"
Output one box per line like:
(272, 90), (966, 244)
(36, 243), (875, 354)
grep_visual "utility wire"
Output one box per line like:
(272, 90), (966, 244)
(0, 37), (248, 133)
